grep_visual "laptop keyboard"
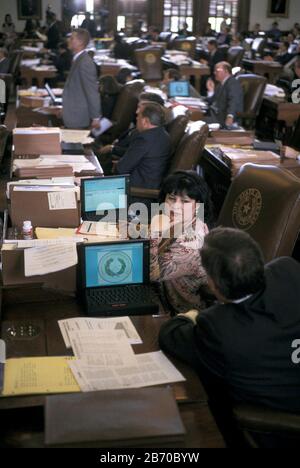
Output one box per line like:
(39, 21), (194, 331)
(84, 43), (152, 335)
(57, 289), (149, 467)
(88, 285), (157, 305)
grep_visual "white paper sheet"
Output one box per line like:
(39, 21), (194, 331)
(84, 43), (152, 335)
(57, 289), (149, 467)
(24, 243), (78, 277)
(48, 191), (77, 210)
(68, 351), (186, 392)
(68, 329), (137, 367)
(58, 316), (142, 348)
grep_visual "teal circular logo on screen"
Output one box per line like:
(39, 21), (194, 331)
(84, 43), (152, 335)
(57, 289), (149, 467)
(98, 251), (132, 284)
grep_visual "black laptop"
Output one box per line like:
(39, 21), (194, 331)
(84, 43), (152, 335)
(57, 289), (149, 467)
(45, 82), (63, 105)
(80, 240), (159, 317)
(81, 175), (130, 222)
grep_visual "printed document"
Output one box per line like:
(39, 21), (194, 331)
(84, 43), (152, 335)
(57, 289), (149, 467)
(24, 243), (78, 276)
(68, 351), (186, 392)
(2, 357), (80, 396)
(68, 329), (137, 367)
(58, 316), (142, 348)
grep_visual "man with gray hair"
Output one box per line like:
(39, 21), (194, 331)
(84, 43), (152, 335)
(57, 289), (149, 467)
(62, 28), (101, 129)
(115, 101), (171, 189)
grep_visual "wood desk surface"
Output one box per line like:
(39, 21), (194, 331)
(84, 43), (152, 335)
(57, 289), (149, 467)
(0, 287), (225, 448)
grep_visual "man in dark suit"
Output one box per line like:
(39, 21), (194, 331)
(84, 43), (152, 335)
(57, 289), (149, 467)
(0, 48), (10, 74)
(205, 61), (244, 127)
(62, 28), (101, 129)
(159, 227), (300, 416)
(115, 102), (171, 189)
(201, 39), (227, 74)
(46, 12), (61, 50)
(81, 12), (97, 38)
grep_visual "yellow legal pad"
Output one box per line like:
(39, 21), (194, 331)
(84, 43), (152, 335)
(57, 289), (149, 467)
(1, 356), (80, 396)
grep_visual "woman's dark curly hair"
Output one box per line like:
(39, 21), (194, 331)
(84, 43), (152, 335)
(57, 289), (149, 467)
(158, 170), (215, 229)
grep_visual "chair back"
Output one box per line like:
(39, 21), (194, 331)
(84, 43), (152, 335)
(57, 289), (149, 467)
(217, 164), (300, 262)
(251, 37), (267, 57)
(227, 46), (245, 67)
(168, 122), (209, 173)
(8, 50), (23, 77)
(172, 37), (197, 58)
(101, 79), (145, 143)
(236, 74), (267, 120)
(165, 115), (189, 156)
(134, 47), (163, 81)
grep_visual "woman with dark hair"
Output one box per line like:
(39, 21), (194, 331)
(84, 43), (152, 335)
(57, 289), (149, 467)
(99, 75), (123, 119)
(150, 170), (214, 314)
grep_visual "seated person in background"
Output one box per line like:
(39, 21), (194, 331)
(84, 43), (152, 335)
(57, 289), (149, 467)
(81, 12), (97, 38)
(115, 102), (171, 189)
(0, 47), (10, 74)
(97, 91), (166, 162)
(277, 57), (300, 101)
(51, 41), (72, 82)
(274, 41), (294, 65)
(200, 39), (227, 74)
(112, 34), (131, 60)
(2, 14), (15, 36)
(159, 227), (300, 415)
(150, 171), (214, 314)
(99, 75), (122, 120)
(217, 25), (232, 46)
(203, 22), (216, 37)
(252, 23), (262, 38)
(268, 22), (282, 41)
(115, 67), (134, 85)
(178, 22), (192, 38)
(23, 19), (40, 39)
(205, 61), (244, 128)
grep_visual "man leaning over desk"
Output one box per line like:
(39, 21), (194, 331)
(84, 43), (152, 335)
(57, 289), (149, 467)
(62, 28), (102, 130)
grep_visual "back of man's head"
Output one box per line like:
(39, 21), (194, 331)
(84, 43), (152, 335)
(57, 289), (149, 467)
(73, 28), (91, 48)
(208, 39), (218, 49)
(139, 91), (165, 106)
(140, 102), (166, 127)
(201, 227), (266, 301)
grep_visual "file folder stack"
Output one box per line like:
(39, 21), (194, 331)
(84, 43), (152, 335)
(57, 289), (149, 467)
(13, 127), (61, 155)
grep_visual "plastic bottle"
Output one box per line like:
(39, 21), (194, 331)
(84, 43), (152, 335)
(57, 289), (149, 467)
(22, 221), (33, 240)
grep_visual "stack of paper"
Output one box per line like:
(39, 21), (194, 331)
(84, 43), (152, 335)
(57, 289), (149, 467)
(13, 155), (97, 177)
(59, 318), (185, 392)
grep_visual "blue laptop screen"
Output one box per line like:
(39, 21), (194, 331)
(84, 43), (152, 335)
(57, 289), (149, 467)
(83, 177), (127, 213)
(168, 81), (190, 98)
(85, 242), (144, 288)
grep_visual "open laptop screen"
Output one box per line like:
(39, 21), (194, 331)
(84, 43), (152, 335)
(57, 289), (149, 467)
(45, 82), (57, 103)
(81, 175), (129, 220)
(168, 80), (190, 98)
(84, 241), (145, 288)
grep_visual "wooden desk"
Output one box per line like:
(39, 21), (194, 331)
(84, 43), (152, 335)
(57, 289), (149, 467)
(179, 63), (210, 92)
(0, 287), (225, 448)
(242, 59), (283, 84)
(201, 146), (300, 215)
(257, 97), (300, 141)
(20, 66), (57, 88)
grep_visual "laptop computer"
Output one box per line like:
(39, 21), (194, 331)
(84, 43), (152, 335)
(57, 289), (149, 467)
(80, 240), (159, 317)
(45, 82), (63, 105)
(168, 80), (190, 98)
(81, 175), (130, 222)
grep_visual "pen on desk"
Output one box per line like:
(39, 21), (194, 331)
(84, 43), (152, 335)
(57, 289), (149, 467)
(0, 339), (6, 393)
(87, 222), (92, 233)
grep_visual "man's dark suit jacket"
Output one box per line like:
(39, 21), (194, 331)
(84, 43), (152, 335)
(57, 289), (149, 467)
(159, 257), (300, 413)
(208, 49), (227, 73)
(0, 58), (10, 74)
(207, 75), (244, 126)
(116, 126), (171, 189)
(46, 22), (61, 50)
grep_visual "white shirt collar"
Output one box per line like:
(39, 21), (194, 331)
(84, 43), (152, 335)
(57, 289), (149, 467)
(232, 295), (253, 304)
(73, 49), (86, 62)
